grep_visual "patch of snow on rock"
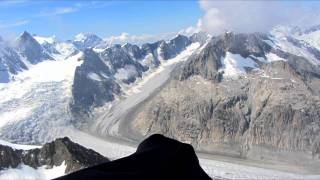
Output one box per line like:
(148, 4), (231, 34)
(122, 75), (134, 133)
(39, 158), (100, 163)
(220, 52), (258, 77)
(265, 53), (286, 62)
(87, 72), (102, 81)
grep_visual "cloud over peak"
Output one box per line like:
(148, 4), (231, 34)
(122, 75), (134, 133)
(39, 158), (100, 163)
(196, 0), (320, 35)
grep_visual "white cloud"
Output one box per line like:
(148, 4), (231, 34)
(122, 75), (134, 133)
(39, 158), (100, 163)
(195, 0), (320, 35)
(39, 7), (78, 16)
(0, 20), (29, 29)
(38, 1), (114, 17)
(104, 32), (176, 45)
(0, 0), (28, 7)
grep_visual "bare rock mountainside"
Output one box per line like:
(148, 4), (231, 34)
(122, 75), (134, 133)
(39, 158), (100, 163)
(0, 137), (109, 174)
(70, 34), (195, 116)
(132, 32), (320, 167)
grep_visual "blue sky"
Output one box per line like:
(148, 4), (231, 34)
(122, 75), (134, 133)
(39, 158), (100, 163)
(1, 0), (320, 42)
(0, 0), (202, 40)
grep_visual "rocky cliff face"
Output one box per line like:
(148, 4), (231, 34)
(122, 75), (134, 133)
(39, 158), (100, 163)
(0, 38), (28, 83)
(15, 31), (53, 64)
(70, 34), (201, 115)
(132, 32), (320, 166)
(71, 49), (120, 115)
(0, 137), (109, 174)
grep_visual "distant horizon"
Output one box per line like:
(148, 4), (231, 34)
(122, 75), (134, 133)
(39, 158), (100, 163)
(0, 0), (201, 43)
(1, 0), (320, 44)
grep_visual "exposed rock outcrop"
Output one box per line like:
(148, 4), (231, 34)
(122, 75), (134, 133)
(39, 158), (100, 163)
(70, 34), (200, 115)
(15, 31), (53, 64)
(0, 137), (109, 174)
(71, 49), (121, 115)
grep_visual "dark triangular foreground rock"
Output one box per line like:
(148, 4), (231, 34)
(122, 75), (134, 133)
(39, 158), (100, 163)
(57, 134), (211, 180)
(0, 137), (109, 174)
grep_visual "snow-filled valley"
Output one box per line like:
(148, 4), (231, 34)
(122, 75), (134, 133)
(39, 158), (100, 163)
(0, 53), (83, 144)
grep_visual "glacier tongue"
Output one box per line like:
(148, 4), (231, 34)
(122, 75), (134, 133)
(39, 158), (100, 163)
(90, 42), (201, 138)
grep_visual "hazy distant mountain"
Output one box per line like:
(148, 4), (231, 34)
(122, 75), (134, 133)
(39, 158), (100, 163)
(33, 35), (78, 59)
(73, 33), (104, 50)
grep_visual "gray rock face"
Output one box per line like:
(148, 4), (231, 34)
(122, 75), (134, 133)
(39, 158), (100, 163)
(122, 43), (144, 60)
(0, 40), (28, 83)
(132, 32), (320, 167)
(71, 49), (120, 115)
(41, 41), (61, 55)
(141, 34), (191, 63)
(168, 34), (191, 56)
(190, 32), (211, 45)
(179, 33), (272, 82)
(0, 137), (109, 174)
(15, 31), (53, 64)
(100, 45), (147, 83)
(0, 145), (21, 169)
(71, 34), (200, 115)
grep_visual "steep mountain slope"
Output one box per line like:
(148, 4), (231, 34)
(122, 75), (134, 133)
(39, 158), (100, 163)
(15, 31), (53, 64)
(131, 32), (320, 168)
(71, 49), (121, 117)
(33, 35), (78, 59)
(70, 34), (203, 116)
(1, 28), (320, 179)
(0, 37), (27, 83)
(0, 33), (206, 144)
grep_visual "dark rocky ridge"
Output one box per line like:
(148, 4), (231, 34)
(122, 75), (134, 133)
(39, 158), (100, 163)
(71, 49), (121, 116)
(16, 31), (53, 64)
(0, 137), (109, 174)
(0, 42), (28, 83)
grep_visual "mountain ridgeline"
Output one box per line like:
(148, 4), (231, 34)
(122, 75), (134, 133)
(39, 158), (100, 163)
(0, 31), (53, 83)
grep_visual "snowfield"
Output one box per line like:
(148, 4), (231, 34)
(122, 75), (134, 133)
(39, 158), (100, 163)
(0, 53), (83, 144)
(0, 139), (40, 150)
(220, 52), (258, 77)
(0, 162), (66, 180)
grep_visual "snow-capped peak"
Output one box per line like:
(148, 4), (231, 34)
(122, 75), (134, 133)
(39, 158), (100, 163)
(33, 35), (57, 45)
(270, 25), (302, 39)
(73, 33), (103, 49)
(17, 31), (34, 43)
(74, 33), (102, 43)
(74, 33), (87, 42)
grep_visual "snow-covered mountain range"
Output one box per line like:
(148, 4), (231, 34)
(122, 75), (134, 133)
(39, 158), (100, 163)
(1, 25), (320, 143)
(1, 25), (320, 179)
